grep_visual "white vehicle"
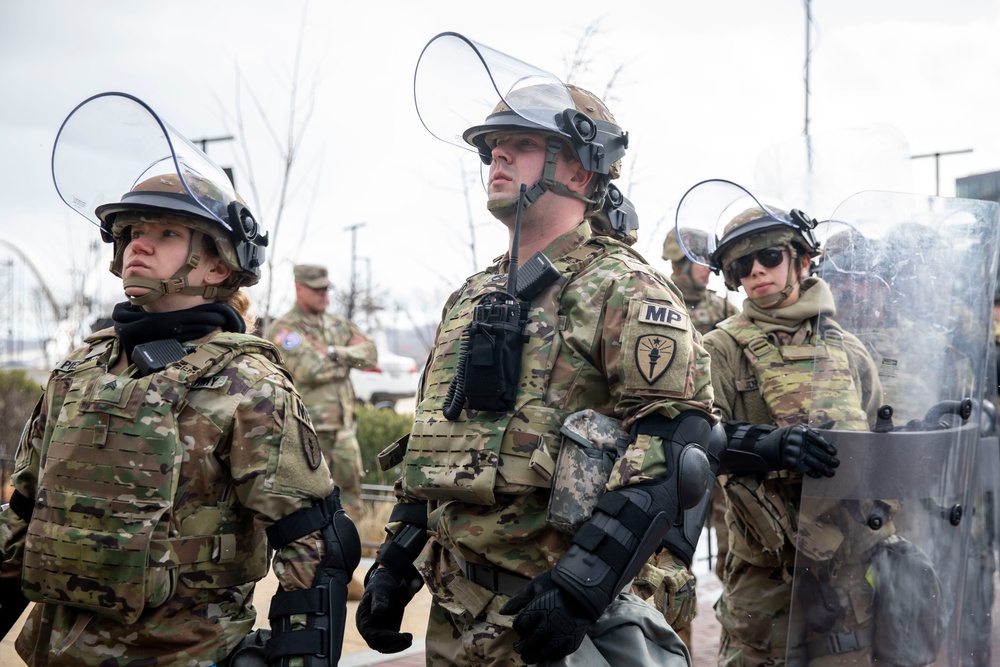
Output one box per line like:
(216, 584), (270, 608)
(350, 335), (420, 409)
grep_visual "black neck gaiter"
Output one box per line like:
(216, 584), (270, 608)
(112, 301), (246, 363)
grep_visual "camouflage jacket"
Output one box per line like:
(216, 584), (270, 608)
(266, 306), (376, 432)
(702, 278), (882, 568)
(396, 220), (715, 618)
(0, 328), (335, 667)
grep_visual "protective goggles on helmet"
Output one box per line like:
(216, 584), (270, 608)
(727, 246), (789, 280)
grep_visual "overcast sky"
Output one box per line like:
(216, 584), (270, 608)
(2, 0), (999, 350)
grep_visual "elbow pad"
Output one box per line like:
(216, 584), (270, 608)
(551, 411), (714, 620)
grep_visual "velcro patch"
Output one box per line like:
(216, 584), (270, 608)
(637, 301), (689, 330)
(278, 331), (302, 351)
(635, 334), (676, 384)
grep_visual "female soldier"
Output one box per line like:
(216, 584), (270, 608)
(0, 94), (358, 667)
(678, 184), (883, 666)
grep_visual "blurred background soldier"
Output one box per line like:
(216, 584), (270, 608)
(267, 263), (376, 600)
(663, 226), (740, 590)
(0, 92), (359, 667)
(355, 33), (717, 667)
(662, 227), (738, 336)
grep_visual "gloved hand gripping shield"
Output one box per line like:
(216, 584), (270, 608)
(51, 92), (267, 281)
(787, 191), (1000, 666)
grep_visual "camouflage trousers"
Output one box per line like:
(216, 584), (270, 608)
(716, 557), (794, 667)
(317, 428), (365, 523)
(710, 479), (730, 581)
(425, 600), (528, 667)
(630, 548), (697, 647)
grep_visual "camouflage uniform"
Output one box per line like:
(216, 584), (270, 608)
(393, 219), (715, 666)
(0, 327), (335, 667)
(267, 300), (376, 523)
(703, 277), (884, 667)
(656, 234), (740, 638)
(672, 273), (738, 337)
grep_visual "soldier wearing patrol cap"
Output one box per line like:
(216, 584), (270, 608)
(355, 33), (716, 666)
(0, 92), (360, 667)
(676, 180), (883, 666)
(266, 264), (377, 527)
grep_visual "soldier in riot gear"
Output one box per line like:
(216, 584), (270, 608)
(355, 33), (715, 666)
(0, 93), (360, 667)
(674, 180), (883, 666)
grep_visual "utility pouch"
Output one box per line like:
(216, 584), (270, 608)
(462, 296), (528, 412)
(546, 409), (629, 533)
(871, 535), (944, 666)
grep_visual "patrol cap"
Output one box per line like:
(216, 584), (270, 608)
(294, 264), (332, 290)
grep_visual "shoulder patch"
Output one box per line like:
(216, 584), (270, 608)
(635, 334), (676, 384)
(637, 301), (689, 330)
(279, 331), (302, 351)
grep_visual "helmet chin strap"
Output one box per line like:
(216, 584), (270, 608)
(120, 230), (235, 307)
(487, 136), (597, 221)
(746, 259), (800, 309)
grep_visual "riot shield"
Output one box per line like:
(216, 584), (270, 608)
(754, 124), (914, 220)
(788, 191), (1000, 666)
(51, 91), (242, 233)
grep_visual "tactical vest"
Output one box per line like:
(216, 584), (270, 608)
(717, 314), (869, 429)
(403, 240), (619, 506)
(22, 332), (281, 624)
(717, 315), (871, 565)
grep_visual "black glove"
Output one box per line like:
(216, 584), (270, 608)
(355, 565), (416, 653)
(499, 570), (592, 664)
(758, 424), (839, 478)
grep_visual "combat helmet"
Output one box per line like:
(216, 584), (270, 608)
(463, 83), (627, 180)
(713, 204), (821, 293)
(463, 82), (637, 242)
(96, 172), (268, 306)
(664, 227), (711, 264)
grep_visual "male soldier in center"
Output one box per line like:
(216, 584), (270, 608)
(356, 34), (717, 666)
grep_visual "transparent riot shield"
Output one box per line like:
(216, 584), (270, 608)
(788, 191), (1000, 666)
(51, 91), (242, 232)
(754, 124), (914, 219)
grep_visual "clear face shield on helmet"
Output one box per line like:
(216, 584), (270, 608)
(53, 92), (241, 232)
(51, 92), (268, 302)
(413, 32), (636, 240)
(674, 179), (816, 282)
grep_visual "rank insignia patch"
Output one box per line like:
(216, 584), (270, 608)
(635, 334), (676, 384)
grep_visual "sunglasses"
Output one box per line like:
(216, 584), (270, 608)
(728, 246), (788, 280)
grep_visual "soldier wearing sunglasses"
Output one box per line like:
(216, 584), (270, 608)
(695, 201), (883, 666)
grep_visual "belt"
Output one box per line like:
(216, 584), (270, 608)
(453, 554), (532, 597)
(807, 625), (874, 659)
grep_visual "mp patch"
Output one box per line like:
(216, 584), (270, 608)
(635, 334), (676, 384)
(637, 301), (689, 331)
